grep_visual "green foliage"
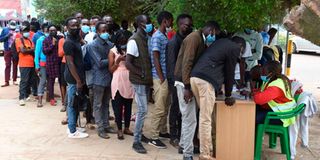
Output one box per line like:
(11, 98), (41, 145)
(34, 0), (300, 32)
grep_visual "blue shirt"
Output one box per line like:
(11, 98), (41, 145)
(0, 27), (12, 51)
(150, 30), (168, 79)
(32, 31), (45, 46)
(260, 31), (270, 45)
(34, 36), (47, 69)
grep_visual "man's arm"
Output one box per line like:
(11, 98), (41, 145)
(153, 51), (164, 82)
(125, 55), (142, 76)
(66, 55), (82, 88)
(89, 44), (108, 69)
(0, 28), (10, 42)
(18, 39), (34, 54)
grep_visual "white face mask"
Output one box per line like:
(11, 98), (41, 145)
(166, 26), (172, 33)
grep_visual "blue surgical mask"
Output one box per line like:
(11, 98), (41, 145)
(144, 24), (153, 33)
(260, 76), (270, 82)
(206, 34), (215, 46)
(81, 25), (90, 34)
(100, 33), (109, 40)
(45, 33), (49, 37)
(64, 32), (68, 36)
(23, 32), (30, 38)
(90, 26), (96, 33)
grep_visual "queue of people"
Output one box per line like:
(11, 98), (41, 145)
(0, 10), (300, 160)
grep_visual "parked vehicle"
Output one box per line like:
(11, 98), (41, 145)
(290, 35), (320, 54)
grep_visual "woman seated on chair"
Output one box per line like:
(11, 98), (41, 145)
(251, 61), (296, 127)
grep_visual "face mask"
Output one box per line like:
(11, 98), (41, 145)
(64, 32), (68, 36)
(9, 25), (16, 30)
(166, 27), (172, 33)
(23, 32), (30, 38)
(260, 76), (270, 82)
(120, 45), (127, 49)
(49, 32), (57, 37)
(206, 34), (216, 46)
(100, 33), (109, 40)
(69, 28), (80, 36)
(144, 24), (153, 33)
(45, 33), (49, 37)
(81, 25), (90, 34)
(90, 26), (96, 33)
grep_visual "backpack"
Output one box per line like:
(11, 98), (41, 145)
(11, 38), (19, 61)
(82, 44), (92, 71)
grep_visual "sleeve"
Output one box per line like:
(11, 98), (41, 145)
(181, 36), (199, 89)
(126, 40), (138, 57)
(151, 35), (161, 52)
(89, 44), (108, 69)
(32, 33), (37, 45)
(252, 33), (263, 60)
(58, 38), (65, 57)
(34, 38), (43, 69)
(63, 41), (74, 57)
(0, 28), (9, 42)
(42, 37), (55, 55)
(253, 86), (283, 105)
(224, 47), (240, 97)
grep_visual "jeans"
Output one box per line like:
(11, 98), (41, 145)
(85, 86), (95, 124)
(4, 50), (18, 83)
(112, 91), (133, 130)
(19, 67), (37, 100)
(37, 66), (47, 96)
(169, 83), (181, 141)
(176, 84), (197, 158)
(67, 84), (78, 133)
(150, 79), (170, 139)
(132, 84), (148, 143)
(92, 85), (111, 132)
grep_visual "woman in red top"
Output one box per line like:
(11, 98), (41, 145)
(252, 61), (293, 124)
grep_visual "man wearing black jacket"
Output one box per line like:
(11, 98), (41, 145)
(190, 36), (245, 160)
(166, 14), (193, 148)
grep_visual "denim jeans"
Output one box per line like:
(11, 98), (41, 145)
(67, 84), (78, 133)
(37, 66), (47, 96)
(92, 85), (111, 132)
(132, 84), (148, 143)
(19, 67), (38, 100)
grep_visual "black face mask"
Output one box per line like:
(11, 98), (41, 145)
(49, 32), (57, 37)
(69, 28), (80, 36)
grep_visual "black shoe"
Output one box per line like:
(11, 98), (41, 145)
(183, 156), (193, 160)
(193, 146), (200, 154)
(159, 132), (170, 139)
(104, 127), (116, 134)
(170, 139), (180, 148)
(98, 131), (110, 139)
(178, 146), (183, 154)
(141, 134), (149, 144)
(133, 142), (147, 154)
(148, 139), (167, 149)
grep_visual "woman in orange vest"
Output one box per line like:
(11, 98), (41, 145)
(252, 61), (296, 127)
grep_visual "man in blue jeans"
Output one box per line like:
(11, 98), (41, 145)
(126, 15), (153, 154)
(63, 17), (88, 138)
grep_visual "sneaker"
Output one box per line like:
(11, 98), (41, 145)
(19, 99), (25, 106)
(159, 132), (170, 139)
(170, 139), (180, 148)
(178, 146), (183, 154)
(50, 99), (57, 106)
(141, 134), (149, 144)
(98, 131), (110, 139)
(60, 106), (66, 112)
(148, 139), (167, 149)
(104, 127), (116, 134)
(26, 96), (36, 102)
(66, 128), (86, 134)
(68, 130), (89, 139)
(132, 142), (147, 154)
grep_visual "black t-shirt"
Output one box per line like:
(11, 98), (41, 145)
(63, 36), (85, 84)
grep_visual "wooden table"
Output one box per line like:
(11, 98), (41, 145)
(215, 100), (256, 160)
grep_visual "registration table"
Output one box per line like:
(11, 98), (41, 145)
(215, 100), (256, 160)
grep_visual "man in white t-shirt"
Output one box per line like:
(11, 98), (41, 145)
(234, 41), (252, 85)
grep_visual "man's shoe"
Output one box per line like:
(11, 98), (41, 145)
(141, 134), (149, 144)
(50, 99), (57, 106)
(159, 132), (170, 139)
(1, 82), (9, 87)
(183, 156), (193, 160)
(178, 146), (183, 154)
(123, 128), (134, 136)
(60, 105), (66, 112)
(104, 127), (116, 134)
(68, 130), (89, 139)
(19, 99), (25, 106)
(61, 119), (68, 125)
(13, 81), (18, 85)
(132, 142), (147, 154)
(170, 139), (180, 148)
(98, 131), (110, 139)
(148, 139), (167, 149)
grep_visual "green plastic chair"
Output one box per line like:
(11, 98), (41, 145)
(254, 104), (305, 160)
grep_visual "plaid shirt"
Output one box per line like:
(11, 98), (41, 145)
(150, 30), (168, 79)
(43, 36), (61, 78)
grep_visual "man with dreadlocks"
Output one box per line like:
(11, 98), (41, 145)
(252, 61), (296, 127)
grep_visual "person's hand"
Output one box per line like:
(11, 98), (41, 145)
(184, 89), (194, 104)
(35, 68), (40, 76)
(225, 97), (236, 106)
(76, 81), (84, 93)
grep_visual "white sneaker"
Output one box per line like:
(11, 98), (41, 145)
(26, 96), (36, 102)
(68, 130), (89, 139)
(66, 127), (86, 134)
(19, 99), (25, 106)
